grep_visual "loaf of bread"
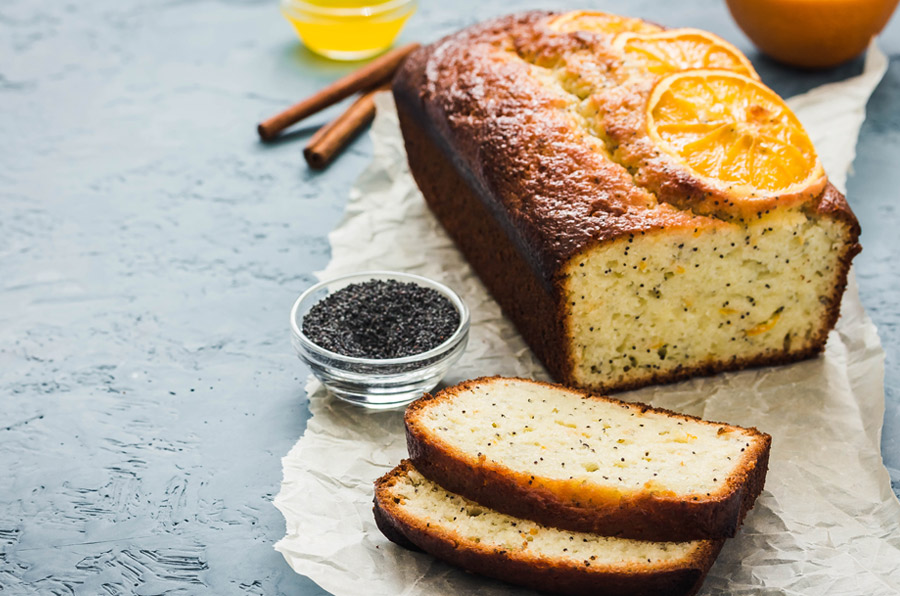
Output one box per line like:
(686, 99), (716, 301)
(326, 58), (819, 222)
(375, 461), (723, 596)
(405, 377), (770, 541)
(393, 10), (861, 393)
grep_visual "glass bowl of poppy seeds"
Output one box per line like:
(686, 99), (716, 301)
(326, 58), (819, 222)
(290, 271), (470, 409)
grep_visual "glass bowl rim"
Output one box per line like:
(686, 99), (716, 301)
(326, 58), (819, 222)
(280, 0), (416, 19)
(290, 270), (470, 367)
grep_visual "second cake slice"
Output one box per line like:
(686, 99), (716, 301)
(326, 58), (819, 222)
(406, 377), (770, 541)
(375, 461), (723, 596)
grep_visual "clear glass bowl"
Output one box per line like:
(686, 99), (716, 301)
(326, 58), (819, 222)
(281, 0), (417, 61)
(290, 271), (470, 409)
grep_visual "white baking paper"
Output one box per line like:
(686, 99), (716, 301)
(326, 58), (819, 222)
(275, 43), (900, 595)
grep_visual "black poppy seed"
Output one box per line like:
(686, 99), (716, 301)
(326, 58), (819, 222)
(302, 279), (460, 359)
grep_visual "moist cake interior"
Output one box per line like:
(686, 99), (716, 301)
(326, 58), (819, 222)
(565, 211), (850, 388)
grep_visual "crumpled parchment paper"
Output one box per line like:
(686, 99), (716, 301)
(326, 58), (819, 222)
(275, 43), (900, 595)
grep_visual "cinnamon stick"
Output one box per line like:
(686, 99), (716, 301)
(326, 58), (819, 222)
(257, 42), (419, 141)
(303, 84), (388, 170)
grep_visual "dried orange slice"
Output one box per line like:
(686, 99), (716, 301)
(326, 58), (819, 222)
(647, 70), (824, 198)
(548, 10), (662, 35)
(614, 29), (759, 78)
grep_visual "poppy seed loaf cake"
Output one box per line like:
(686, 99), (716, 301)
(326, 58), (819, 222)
(393, 10), (861, 392)
(375, 461), (724, 596)
(405, 377), (770, 541)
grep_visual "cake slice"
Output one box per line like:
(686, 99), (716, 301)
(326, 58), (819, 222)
(374, 461), (724, 596)
(406, 377), (770, 541)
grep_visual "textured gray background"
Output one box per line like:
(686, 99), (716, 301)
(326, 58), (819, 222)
(1, 0), (897, 594)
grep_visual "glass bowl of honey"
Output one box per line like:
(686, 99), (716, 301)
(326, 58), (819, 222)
(281, 0), (417, 61)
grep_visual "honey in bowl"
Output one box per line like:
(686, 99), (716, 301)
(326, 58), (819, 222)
(282, 0), (417, 61)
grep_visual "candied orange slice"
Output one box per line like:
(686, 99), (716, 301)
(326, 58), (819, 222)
(647, 70), (824, 198)
(547, 10), (662, 35)
(614, 29), (759, 78)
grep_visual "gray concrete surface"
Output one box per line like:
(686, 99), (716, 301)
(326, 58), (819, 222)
(1, 0), (897, 593)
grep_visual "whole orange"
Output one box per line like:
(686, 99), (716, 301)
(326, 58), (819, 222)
(726, 0), (899, 68)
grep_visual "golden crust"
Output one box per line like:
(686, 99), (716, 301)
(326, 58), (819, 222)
(374, 460), (725, 596)
(394, 10), (859, 281)
(404, 377), (771, 542)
